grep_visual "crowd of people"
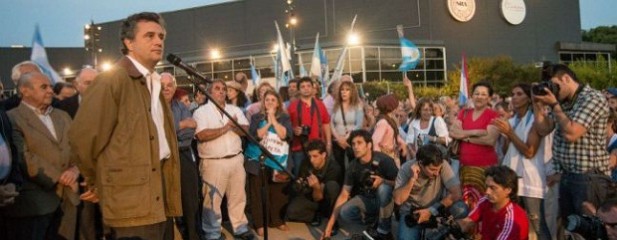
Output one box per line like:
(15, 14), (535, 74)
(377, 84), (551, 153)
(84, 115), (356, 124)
(0, 11), (616, 240)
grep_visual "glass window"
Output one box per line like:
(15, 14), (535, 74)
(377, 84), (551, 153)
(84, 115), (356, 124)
(364, 47), (379, 59)
(426, 71), (445, 82)
(424, 48), (444, 58)
(379, 47), (401, 59)
(213, 60), (232, 72)
(381, 59), (400, 71)
(233, 58), (250, 70)
(213, 72), (233, 81)
(559, 53), (572, 62)
(426, 60), (444, 70)
(366, 72), (381, 81)
(365, 59), (380, 71)
(195, 62), (211, 73)
(348, 47), (362, 61)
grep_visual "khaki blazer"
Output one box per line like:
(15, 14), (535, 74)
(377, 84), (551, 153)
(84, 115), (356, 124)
(69, 57), (182, 228)
(4, 103), (79, 239)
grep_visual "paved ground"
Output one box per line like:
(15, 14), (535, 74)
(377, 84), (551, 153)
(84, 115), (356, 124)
(219, 217), (400, 240)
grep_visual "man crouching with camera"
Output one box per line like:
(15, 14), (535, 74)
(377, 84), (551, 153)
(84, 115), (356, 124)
(287, 140), (343, 228)
(322, 129), (399, 240)
(393, 144), (463, 240)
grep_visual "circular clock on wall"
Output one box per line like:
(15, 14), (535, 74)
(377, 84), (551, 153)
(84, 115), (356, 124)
(447, 0), (477, 22)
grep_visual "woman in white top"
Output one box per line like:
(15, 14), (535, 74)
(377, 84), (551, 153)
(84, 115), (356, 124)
(492, 83), (552, 240)
(405, 99), (449, 158)
(330, 81), (363, 169)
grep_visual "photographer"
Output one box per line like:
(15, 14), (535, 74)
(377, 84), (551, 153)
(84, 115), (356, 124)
(322, 129), (398, 240)
(532, 64), (611, 239)
(564, 199), (617, 240)
(286, 140), (342, 227)
(287, 77), (332, 176)
(393, 144), (462, 240)
(457, 166), (529, 240)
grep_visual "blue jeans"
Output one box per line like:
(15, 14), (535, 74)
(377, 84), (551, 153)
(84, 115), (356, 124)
(339, 184), (394, 234)
(557, 173), (594, 240)
(290, 151), (306, 176)
(397, 201), (468, 240)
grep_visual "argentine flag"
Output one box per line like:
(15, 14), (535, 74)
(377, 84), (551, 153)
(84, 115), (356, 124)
(31, 25), (63, 84)
(250, 63), (261, 87)
(459, 54), (469, 107)
(398, 36), (421, 72)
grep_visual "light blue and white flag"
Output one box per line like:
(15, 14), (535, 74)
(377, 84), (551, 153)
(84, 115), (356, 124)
(310, 33), (322, 78)
(459, 54), (469, 107)
(397, 25), (421, 72)
(250, 57), (261, 86)
(31, 25), (63, 84)
(330, 15), (357, 84)
(298, 53), (308, 77)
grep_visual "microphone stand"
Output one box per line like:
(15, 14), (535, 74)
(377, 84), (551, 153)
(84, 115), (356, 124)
(167, 54), (295, 240)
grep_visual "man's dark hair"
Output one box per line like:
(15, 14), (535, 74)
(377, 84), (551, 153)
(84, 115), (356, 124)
(120, 12), (166, 55)
(416, 144), (444, 167)
(289, 77), (300, 87)
(485, 166), (518, 202)
(545, 63), (579, 83)
(472, 81), (494, 97)
(598, 198), (617, 212)
(53, 82), (74, 95)
(298, 76), (313, 88)
(207, 79), (226, 93)
(306, 139), (327, 154)
(347, 129), (373, 147)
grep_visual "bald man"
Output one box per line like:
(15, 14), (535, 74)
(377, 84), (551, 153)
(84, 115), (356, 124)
(0, 61), (42, 111)
(56, 67), (97, 118)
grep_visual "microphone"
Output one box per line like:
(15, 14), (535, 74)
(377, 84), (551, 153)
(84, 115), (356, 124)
(166, 53), (212, 84)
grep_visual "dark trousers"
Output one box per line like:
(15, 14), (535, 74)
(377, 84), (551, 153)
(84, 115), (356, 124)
(3, 206), (63, 240)
(175, 148), (203, 240)
(248, 170), (288, 229)
(112, 218), (173, 240)
(332, 141), (352, 173)
(287, 180), (340, 222)
(556, 173), (597, 239)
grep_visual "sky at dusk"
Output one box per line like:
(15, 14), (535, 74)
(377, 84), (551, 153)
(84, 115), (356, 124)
(0, 0), (615, 47)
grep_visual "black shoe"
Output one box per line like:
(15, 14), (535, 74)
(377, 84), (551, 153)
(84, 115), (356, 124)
(233, 231), (256, 240)
(206, 233), (226, 240)
(310, 215), (322, 227)
(362, 228), (393, 240)
(331, 222), (339, 236)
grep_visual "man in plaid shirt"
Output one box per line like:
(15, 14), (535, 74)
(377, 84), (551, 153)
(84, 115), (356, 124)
(532, 63), (610, 239)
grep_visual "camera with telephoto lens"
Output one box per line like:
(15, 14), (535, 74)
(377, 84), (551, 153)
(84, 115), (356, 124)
(292, 169), (324, 194)
(566, 214), (608, 240)
(406, 201), (470, 240)
(301, 125), (311, 137)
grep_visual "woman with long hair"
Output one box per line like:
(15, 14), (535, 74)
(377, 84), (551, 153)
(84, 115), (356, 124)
(372, 94), (407, 167)
(246, 82), (275, 122)
(244, 90), (293, 236)
(449, 81), (500, 212)
(362, 103), (376, 131)
(226, 80), (249, 109)
(405, 98), (449, 158)
(330, 81), (364, 169)
(492, 83), (553, 240)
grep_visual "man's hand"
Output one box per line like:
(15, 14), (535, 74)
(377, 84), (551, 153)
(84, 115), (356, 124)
(307, 174), (320, 189)
(59, 167), (79, 186)
(371, 175), (384, 189)
(293, 126), (303, 136)
(80, 186), (99, 203)
(0, 183), (19, 207)
(413, 208), (433, 224)
(403, 76), (412, 89)
(546, 174), (561, 187)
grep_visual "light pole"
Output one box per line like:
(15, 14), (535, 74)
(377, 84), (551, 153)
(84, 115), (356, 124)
(286, 0), (297, 75)
(84, 20), (102, 68)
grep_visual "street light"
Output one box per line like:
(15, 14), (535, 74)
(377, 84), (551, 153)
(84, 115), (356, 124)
(101, 62), (112, 71)
(347, 32), (361, 46)
(63, 67), (73, 76)
(210, 49), (221, 60)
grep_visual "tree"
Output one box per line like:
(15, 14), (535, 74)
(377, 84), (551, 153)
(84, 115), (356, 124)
(582, 25), (617, 46)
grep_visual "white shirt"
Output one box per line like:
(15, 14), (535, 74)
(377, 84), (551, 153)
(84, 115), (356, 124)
(405, 116), (449, 146)
(502, 110), (553, 199)
(193, 101), (248, 159)
(22, 102), (57, 140)
(127, 56), (171, 160)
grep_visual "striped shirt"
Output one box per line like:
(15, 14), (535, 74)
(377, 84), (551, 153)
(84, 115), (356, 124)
(468, 197), (529, 240)
(552, 85), (610, 175)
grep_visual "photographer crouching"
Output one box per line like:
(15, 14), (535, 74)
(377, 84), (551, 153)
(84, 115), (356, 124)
(322, 129), (399, 240)
(393, 144), (464, 240)
(532, 63), (612, 239)
(286, 140), (343, 230)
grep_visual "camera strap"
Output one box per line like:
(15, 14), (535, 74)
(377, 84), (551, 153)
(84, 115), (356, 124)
(561, 84), (585, 111)
(296, 98), (322, 138)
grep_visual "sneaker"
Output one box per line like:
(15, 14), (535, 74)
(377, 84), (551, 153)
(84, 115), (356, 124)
(207, 232), (226, 240)
(362, 228), (393, 240)
(233, 231), (256, 240)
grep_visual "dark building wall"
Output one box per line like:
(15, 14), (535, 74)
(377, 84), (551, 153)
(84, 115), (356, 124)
(0, 47), (88, 89)
(96, 0), (582, 69)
